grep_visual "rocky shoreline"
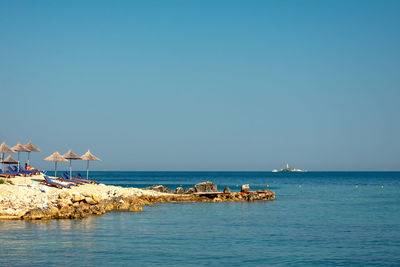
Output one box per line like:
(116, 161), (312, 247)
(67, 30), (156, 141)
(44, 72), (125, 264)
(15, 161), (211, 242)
(0, 175), (275, 220)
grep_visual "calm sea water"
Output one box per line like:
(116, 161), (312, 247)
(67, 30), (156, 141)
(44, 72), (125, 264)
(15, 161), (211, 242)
(1, 172), (399, 266)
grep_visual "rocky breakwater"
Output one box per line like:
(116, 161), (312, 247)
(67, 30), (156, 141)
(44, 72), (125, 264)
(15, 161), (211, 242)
(0, 179), (275, 220)
(22, 192), (148, 220)
(144, 181), (275, 203)
(0, 181), (166, 220)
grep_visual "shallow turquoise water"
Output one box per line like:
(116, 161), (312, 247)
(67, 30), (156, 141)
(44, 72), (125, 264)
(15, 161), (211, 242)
(1, 172), (399, 266)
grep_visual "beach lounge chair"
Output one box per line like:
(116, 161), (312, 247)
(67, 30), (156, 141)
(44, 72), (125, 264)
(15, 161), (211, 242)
(74, 173), (99, 184)
(12, 166), (32, 176)
(19, 166), (41, 175)
(0, 170), (14, 178)
(63, 172), (92, 184)
(6, 166), (27, 177)
(29, 166), (42, 174)
(64, 173), (88, 184)
(26, 166), (41, 174)
(57, 173), (84, 185)
(41, 175), (73, 189)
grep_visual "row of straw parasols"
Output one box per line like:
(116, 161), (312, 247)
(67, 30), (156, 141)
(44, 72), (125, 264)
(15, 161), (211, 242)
(0, 141), (100, 179)
(44, 150), (100, 179)
(0, 141), (40, 171)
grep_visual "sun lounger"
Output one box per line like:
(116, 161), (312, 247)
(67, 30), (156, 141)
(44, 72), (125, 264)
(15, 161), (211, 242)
(26, 167), (41, 174)
(6, 166), (27, 177)
(19, 166), (41, 175)
(41, 175), (73, 189)
(13, 165), (33, 174)
(63, 172), (92, 184)
(12, 165), (33, 175)
(73, 173), (99, 184)
(0, 170), (14, 178)
(57, 173), (84, 185)
(12, 166), (32, 176)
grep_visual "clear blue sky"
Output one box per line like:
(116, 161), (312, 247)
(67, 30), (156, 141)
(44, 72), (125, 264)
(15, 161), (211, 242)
(1, 0), (399, 171)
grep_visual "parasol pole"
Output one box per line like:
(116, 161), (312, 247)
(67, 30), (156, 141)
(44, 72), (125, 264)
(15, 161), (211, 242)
(86, 160), (89, 179)
(69, 159), (72, 178)
(17, 151), (20, 172)
(55, 161), (58, 177)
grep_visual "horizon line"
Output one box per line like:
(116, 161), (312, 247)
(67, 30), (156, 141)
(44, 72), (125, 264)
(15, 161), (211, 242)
(61, 170), (400, 172)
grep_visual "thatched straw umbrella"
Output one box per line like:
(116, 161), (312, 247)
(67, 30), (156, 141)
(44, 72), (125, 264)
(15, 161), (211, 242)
(2, 155), (18, 165)
(44, 152), (68, 177)
(2, 155), (21, 181)
(63, 149), (82, 178)
(0, 142), (15, 172)
(81, 150), (101, 179)
(12, 142), (31, 171)
(24, 141), (41, 165)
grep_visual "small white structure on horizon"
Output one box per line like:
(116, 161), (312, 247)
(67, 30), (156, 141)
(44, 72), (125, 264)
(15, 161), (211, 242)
(272, 163), (307, 172)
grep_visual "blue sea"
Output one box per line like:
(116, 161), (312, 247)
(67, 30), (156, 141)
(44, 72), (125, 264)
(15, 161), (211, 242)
(1, 172), (399, 266)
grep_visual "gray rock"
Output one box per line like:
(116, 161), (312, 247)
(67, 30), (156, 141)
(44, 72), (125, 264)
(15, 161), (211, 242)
(223, 187), (231, 193)
(241, 184), (251, 193)
(22, 208), (52, 220)
(143, 185), (174, 193)
(184, 188), (195, 194)
(194, 181), (217, 193)
(175, 187), (184, 194)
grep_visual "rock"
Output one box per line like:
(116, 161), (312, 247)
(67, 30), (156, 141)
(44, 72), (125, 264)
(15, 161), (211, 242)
(85, 197), (98, 205)
(91, 194), (101, 203)
(223, 187), (231, 193)
(58, 192), (71, 199)
(89, 205), (105, 215)
(143, 185), (174, 193)
(241, 184), (251, 193)
(175, 187), (184, 194)
(72, 194), (85, 202)
(184, 188), (195, 194)
(57, 198), (73, 208)
(194, 181), (217, 193)
(129, 205), (143, 212)
(22, 208), (52, 220)
(58, 205), (75, 218)
(117, 199), (130, 210)
(79, 203), (91, 212)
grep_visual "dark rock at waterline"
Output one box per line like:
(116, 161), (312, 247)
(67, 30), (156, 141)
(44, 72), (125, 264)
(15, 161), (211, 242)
(143, 185), (174, 193)
(194, 181), (217, 193)
(223, 187), (231, 193)
(175, 187), (184, 194)
(22, 208), (52, 220)
(184, 188), (195, 194)
(241, 184), (251, 193)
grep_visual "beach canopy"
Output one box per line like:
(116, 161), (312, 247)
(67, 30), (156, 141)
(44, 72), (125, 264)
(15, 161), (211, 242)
(44, 151), (68, 177)
(0, 142), (15, 154)
(63, 150), (81, 160)
(12, 142), (31, 171)
(1, 155), (18, 164)
(63, 149), (82, 178)
(0, 142), (15, 171)
(24, 141), (41, 165)
(81, 150), (101, 179)
(12, 142), (30, 153)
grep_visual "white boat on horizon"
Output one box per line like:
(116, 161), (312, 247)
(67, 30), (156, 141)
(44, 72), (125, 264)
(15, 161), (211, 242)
(273, 163), (307, 172)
